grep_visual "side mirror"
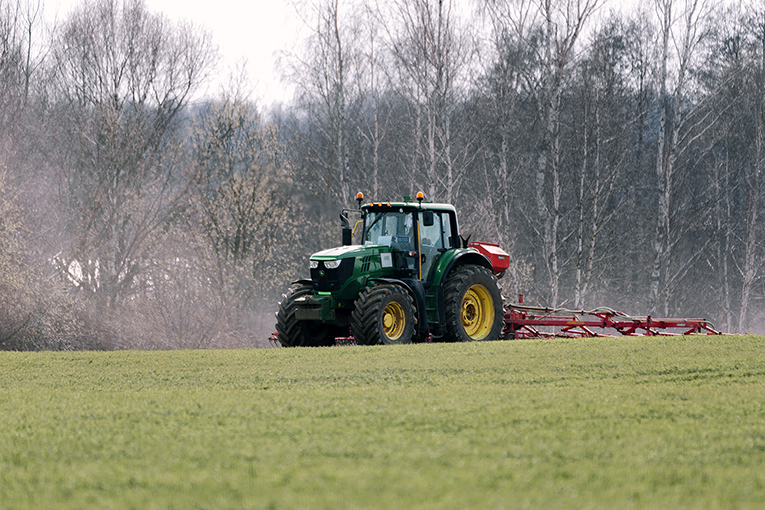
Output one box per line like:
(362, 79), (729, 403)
(422, 211), (434, 227)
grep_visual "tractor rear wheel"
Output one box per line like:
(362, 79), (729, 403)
(351, 284), (416, 345)
(275, 283), (337, 347)
(442, 265), (503, 342)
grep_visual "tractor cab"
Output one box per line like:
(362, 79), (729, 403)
(355, 196), (459, 283)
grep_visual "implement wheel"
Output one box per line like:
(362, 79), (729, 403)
(442, 265), (503, 342)
(275, 283), (337, 347)
(351, 284), (416, 345)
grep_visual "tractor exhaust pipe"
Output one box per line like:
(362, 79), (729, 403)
(340, 192), (365, 246)
(340, 212), (352, 246)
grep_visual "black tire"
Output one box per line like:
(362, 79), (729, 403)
(351, 284), (416, 345)
(275, 283), (336, 347)
(442, 265), (503, 342)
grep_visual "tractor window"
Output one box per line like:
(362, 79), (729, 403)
(441, 213), (457, 248)
(364, 211), (414, 251)
(419, 211), (456, 249)
(419, 212), (444, 249)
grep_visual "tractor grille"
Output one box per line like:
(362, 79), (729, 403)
(311, 258), (355, 292)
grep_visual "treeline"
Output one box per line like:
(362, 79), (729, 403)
(0, 0), (302, 349)
(0, 0), (763, 350)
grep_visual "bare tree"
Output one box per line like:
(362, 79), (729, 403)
(49, 0), (215, 308)
(483, 0), (601, 307)
(385, 0), (474, 202)
(284, 0), (364, 208)
(649, 0), (714, 315)
(188, 90), (296, 325)
(473, 6), (524, 238)
(356, 3), (391, 199)
(0, 0), (47, 143)
(112, 83), (299, 348)
(572, 21), (633, 309)
(467, 11), (535, 300)
(736, 6), (765, 331)
(0, 169), (86, 350)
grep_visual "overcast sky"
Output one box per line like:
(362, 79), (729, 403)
(51, 0), (303, 105)
(48, 0), (650, 106)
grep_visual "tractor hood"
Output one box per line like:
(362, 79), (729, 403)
(311, 245), (370, 260)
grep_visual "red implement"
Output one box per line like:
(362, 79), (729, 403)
(469, 241), (511, 275)
(502, 297), (721, 339)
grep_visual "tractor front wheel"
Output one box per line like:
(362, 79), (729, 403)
(442, 265), (503, 342)
(275, 283), (337, 347)
(351, 284), (416, 345)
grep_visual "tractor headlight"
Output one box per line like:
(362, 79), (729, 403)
(309, 260), (319, 269)
(323, 259), (341, 269)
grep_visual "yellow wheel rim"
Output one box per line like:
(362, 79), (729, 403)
(461, 284), (495, 340)
(382, 301), (406, 340)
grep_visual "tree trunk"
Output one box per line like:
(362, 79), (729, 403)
(739, 120), (762, 332)
(650, 0), (672, 316)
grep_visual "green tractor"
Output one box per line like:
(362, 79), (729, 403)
(275, 193), (509, 346)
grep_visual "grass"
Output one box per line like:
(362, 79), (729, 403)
(1, 336), (764, 509)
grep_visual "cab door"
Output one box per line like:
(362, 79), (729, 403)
(418, 211), (454, 281)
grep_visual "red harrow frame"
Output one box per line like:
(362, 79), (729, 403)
(501, 295), (721, 339)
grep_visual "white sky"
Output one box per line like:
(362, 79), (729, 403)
(47, 0), (650, 106)
(50, 0), (303, 105)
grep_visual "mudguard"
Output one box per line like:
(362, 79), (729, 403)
(432, 249), (493, 287)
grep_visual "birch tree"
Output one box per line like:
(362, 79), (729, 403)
(484, 0), (601, 307)
(385, 0), (473, 202)
(736, 6), (765, 331)
(286, 0), (362, 207)
(649, 0), (713, 315)
(572, 20), (633, 309)
(356, 3), (390, 199)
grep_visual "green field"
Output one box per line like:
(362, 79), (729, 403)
(1, 336), (764, 510)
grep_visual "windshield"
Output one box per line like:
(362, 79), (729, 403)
(364, 211), (414, 250)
